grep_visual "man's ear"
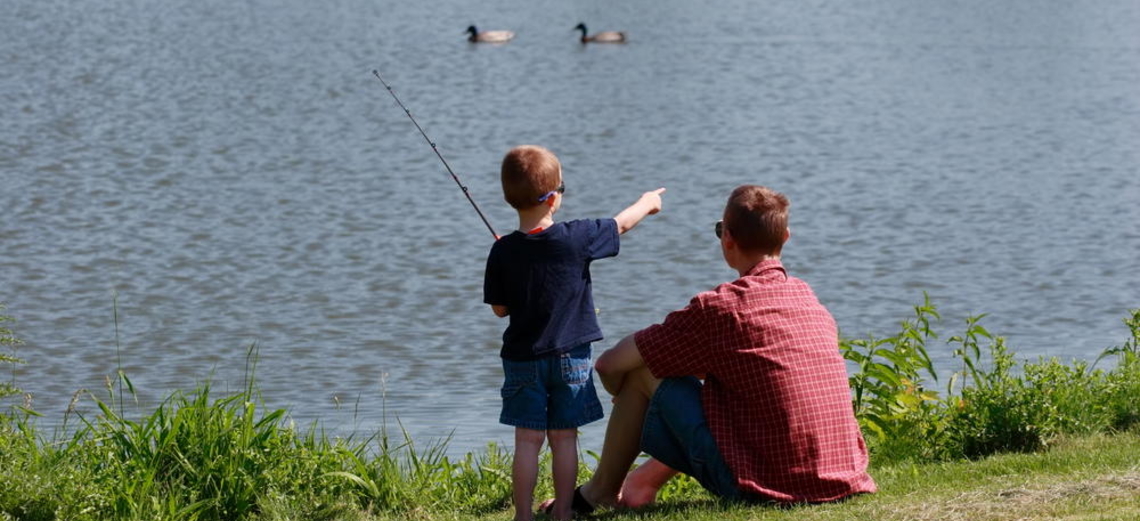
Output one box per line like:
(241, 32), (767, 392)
(723, 228), (737, 251)
(783, 227), (791, 243)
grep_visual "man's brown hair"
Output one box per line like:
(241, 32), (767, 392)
(724, 185), (789, 253)
(500, 145), (562, 210)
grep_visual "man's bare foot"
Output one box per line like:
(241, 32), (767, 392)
(616, 458), (678, 508)
(616, 472), (659, 508)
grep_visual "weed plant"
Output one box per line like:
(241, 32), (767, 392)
(0, 342), (517, 520)
(1, 304), (24, 407)
(1, 302), (1138, 520)
(842, 300), (1140, 463)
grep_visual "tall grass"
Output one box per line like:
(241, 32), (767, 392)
(1, 301), (1139, 519)
(1, 304), (25, 407)
(1, 340), (516, 520)
(842, 300), (1140, 463)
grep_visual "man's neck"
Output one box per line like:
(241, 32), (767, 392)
(735, 253), (781, 276)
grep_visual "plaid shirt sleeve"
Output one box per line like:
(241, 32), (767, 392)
(635, 292), (721, 378)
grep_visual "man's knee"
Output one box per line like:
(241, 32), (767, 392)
(627, 366), (661, 399)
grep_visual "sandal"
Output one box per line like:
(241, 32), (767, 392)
(539, 486), (596, 517)
(571, 486), (596, 515)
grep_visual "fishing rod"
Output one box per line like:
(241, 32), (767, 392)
(371, 70), (499, 240)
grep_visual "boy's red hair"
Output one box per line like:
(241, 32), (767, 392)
(501, 145), (562, 210)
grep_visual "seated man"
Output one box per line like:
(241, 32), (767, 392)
(553, 185), (876, 514)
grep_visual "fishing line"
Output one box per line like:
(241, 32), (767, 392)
(372, 70), (499, 240)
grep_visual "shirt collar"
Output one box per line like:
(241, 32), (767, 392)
(744, 258), (787, 280)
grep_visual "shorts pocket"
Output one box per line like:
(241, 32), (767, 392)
(501, 359), (537, 399)
(560, 355), (592, 386)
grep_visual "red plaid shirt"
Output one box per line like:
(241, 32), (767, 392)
(635, 259), (876, 503)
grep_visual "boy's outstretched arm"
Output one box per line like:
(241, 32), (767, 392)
(614, 188), (666, 234)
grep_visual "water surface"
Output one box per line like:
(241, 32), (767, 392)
(2, 0), (1138, 453)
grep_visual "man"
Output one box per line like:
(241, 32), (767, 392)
(548, 185), (875, 515)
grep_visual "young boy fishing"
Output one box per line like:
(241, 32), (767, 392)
(484, 145), (664, 521)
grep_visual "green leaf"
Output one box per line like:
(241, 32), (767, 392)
(323, 471), (381, 498)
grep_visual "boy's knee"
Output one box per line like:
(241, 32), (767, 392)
(546, 428), (577, 443)
(516, 427), (547, 447)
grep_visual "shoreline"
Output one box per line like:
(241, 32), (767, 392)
(2, 306), (1138, 520)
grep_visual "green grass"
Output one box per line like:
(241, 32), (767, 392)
(841, 299), (1140, 463)
(2, 302), (1139, 520)
(418, 432), (1140, 521)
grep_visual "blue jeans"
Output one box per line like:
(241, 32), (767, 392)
(640, 376), (742, 500)
(499, 344), (604, 430)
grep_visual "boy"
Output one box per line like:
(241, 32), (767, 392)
(483, 145), (664, 521)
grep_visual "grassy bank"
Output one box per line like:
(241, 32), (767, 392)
(400, 432), (1140, 521)
(1, 302), (1138, 520)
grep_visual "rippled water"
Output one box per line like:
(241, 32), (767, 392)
(2, 0), (1138, 454)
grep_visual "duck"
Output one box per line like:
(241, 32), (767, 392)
(574, 23), (626, 44)
(466, 25), (515, 43)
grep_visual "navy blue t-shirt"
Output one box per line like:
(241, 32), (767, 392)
(483, 218), (620, 360)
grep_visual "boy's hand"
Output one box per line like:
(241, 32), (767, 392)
(615, 187), (666, 234)
(640, 188), (666, 215)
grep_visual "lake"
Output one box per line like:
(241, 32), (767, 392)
(2, 0), (1138, 455)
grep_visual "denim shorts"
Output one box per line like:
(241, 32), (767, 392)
(499, 344), (604, 430)
(640, 376), (742, 500)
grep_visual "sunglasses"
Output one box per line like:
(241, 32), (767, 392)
(537, 182), (566, 203)
(715, 220), (723, 239)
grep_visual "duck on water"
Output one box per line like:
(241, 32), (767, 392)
(466, 25), (515, 43)
(574, 23), (626, 43)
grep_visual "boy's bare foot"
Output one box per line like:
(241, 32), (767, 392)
(537, 485), (602, 518)
(535, 497), (555, 515)
(534, 497), (570, 521)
